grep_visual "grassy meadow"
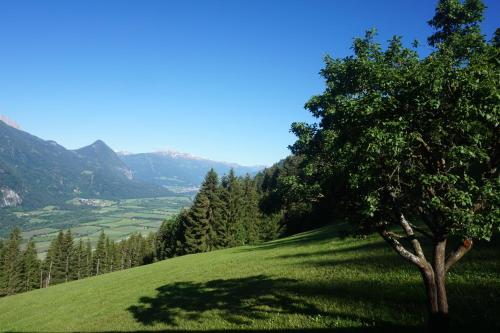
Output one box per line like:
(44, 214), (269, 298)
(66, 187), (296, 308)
(0, 224), (498, 332)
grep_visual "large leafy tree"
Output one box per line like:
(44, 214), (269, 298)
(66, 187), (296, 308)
(291, 0), (498, 330)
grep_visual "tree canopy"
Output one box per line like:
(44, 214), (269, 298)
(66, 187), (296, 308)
(291, 0), (498, 330)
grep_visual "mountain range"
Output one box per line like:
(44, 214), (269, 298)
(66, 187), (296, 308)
(119, 151), (263, 193)
(0, 120), (263, 208)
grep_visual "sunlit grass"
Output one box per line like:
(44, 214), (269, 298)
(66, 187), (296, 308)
(0, 224), (498, 332)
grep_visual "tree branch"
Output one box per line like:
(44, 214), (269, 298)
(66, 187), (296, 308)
(445, 239), (473, 272)
(399, 213), (427, 261)
(379, 227), (425, 268)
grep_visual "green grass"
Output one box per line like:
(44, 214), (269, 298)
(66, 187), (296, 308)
(0, 224), (498, 332)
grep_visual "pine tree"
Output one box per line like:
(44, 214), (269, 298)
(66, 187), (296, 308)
(62, 230), (75, 282)
(45, 231), (66, 286)
(22, 239), (40, 292)
(182, 190), (211, 254)
(108, 240), (116, 272)
(156, 213), (185, 259)
(1, 228), (23, 295)
(84, 239), (93, 277)
(94, 230), (107, 275)
(241, 175), (262, 244)
(144, 232), (156, 264)
(220, 169), (245, 247)
(74, 239), (85, 280)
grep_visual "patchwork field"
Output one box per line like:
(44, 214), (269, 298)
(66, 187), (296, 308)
(0, 196), (192, 256)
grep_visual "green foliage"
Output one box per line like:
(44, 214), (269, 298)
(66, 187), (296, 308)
(291, 0), (499, 241)
(0, 228), (23, 295)
(22, 239), (40, 292)
(156, 214), (184, 260)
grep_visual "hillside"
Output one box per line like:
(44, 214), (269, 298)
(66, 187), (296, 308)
(0, 224), (498, 332)
(119, 151), (263, 193)
(0, 120), (170, 208)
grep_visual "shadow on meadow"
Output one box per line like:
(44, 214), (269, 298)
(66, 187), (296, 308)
(127, 274), (424, 332)
(127, 275), (321, 326)
(126, 228), (499, 332)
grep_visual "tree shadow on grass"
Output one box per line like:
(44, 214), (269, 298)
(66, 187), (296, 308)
(128, 275), (324, 327)
(127, 275), (423, 332)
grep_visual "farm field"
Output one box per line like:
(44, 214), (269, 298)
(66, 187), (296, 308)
(0, 224), (498, 332)
(1, 196), (192, 256)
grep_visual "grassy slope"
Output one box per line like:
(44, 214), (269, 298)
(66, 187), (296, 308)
(0, 224), (498, 332)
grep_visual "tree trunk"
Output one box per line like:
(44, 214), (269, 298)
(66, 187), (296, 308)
(47, 260), (53, 287)
(421, 240), (450, 333)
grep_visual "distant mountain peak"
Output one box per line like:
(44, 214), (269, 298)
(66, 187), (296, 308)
(0, 115), (21, 129)
(154, 149), (205, 161)
(90, 139), (108, 147)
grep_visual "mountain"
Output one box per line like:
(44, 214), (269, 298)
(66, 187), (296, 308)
(119, 151), (264, 193)
(0, 120), (170, 208)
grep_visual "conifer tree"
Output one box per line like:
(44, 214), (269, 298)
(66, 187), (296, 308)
(94, 230), (107, 275)
(46, 231), (67, 285)
(156, 213), (185, 259)
(62, 230), (75, 282)
(107, 240), (116, 272)
(22, 239), (40, 292)
(1, 228), (23, 295)
(241, 175), (262, 244)
(84, 239), (93, 277)
(219, 169), (244, 247)
(73, 239), (83, 280)
(183, 190), (211, 254)
(202, 169), (224, 250)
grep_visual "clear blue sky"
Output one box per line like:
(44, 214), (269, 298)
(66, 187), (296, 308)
(0, 0), (498, 166)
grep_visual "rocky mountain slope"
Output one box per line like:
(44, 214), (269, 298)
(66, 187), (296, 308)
(0, 120), (170, 208)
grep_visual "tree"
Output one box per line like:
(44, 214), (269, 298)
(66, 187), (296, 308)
(291, 0), (498, 331)
(220, 169), (244, 246)
(183, 190), (211, 254)
(73, 239), (85, 280)
(241, 175), (262, 244)
(22, 239), (40, 292)
(83, 239), (93, 277)
(0, 228), (23, 295)
(62, 230), (75, 282)
(182, 169), (224, 253)
(45, 231), (67, 286)
(156, 214), (184, 259)
(94, 230), (107, 275)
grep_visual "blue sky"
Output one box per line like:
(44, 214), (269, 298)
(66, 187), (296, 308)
(0, 0), (498, 166)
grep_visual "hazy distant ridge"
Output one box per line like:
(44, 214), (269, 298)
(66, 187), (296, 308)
(119, 151), (264, 193)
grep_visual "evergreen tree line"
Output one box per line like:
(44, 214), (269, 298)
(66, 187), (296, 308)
(0, 228), (156, 296)
(156, 169), (281, 259)
(1, 167), (300, 297)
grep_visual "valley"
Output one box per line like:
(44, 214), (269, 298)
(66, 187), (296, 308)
(1, 196), (192, 256)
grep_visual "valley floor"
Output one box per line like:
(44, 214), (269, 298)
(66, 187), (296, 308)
(0, 224), (498, 332)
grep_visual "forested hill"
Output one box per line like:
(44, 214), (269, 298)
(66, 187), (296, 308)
(119, 151), (263, 193)
(0, 120), (171, 208)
